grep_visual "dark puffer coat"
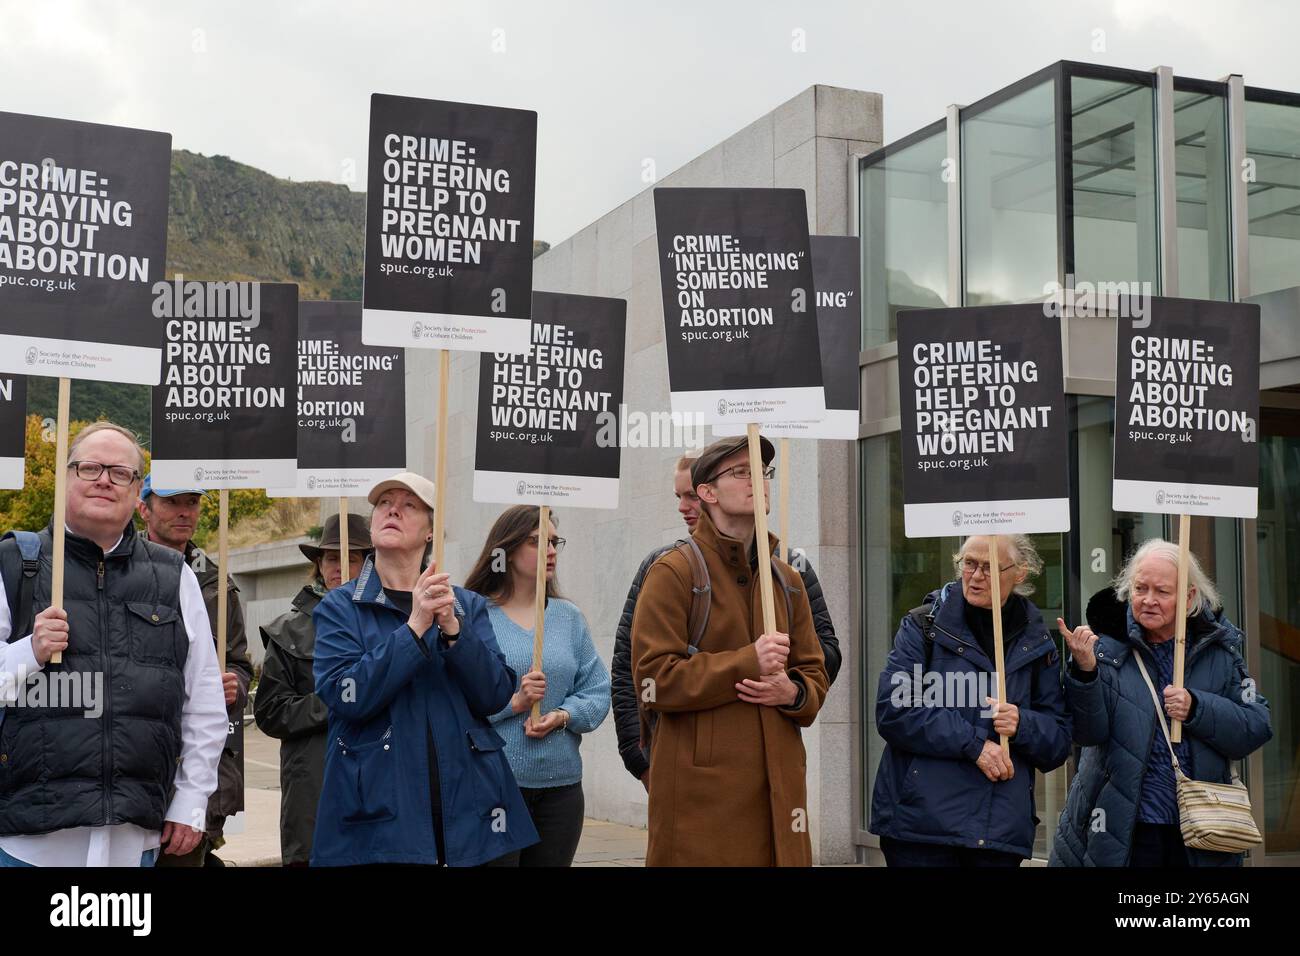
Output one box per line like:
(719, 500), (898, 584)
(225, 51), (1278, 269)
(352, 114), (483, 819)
(1050, 605), (1271, 867)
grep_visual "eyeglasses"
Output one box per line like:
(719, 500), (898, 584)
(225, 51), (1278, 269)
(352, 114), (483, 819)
(705, 464), (775, 484)
(68, 460), (141, 486)
(961, 558), (1016, 578)
(526, 535), (566, 554)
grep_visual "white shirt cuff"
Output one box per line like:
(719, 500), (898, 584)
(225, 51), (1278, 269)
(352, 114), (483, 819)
(0, 636), (41, 704)
(163, 790), (210, 832)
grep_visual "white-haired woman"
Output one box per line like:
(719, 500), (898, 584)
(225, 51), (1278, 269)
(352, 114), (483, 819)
(870, 535), (1071, 865)
(1052, 539), (1272, 867)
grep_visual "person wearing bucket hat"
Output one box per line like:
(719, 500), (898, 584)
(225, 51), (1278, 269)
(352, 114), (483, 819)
(255, 512), (371, 866)
(631, 435), (828, 866)
(309, 472), (538, 866)
(137, 472), (253, 868)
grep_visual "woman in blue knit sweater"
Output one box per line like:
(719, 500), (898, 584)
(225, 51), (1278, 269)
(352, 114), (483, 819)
(464, 506), (611, 867)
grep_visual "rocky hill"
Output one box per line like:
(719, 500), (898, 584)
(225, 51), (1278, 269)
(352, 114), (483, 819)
(167, 150), (368, 300)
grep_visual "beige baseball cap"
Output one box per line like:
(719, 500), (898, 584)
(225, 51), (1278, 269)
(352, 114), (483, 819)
(367, 471), (436, 511)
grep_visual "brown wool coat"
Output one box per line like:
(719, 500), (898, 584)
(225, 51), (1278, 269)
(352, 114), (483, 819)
(631, 512), (827, 866)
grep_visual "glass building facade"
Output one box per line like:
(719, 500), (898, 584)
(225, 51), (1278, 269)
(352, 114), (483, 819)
(855, 62), (1300, 863)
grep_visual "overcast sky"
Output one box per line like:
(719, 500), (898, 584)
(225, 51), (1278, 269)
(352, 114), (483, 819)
(2, 0), (1296, 242)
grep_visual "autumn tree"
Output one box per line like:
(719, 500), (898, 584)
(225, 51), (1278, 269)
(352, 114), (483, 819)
(0, 415), (271, 549)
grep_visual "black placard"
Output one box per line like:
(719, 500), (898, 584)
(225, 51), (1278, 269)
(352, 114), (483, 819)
(0, 373), (26, 489)
(268, 300), (406, 497)
(716, 234), (859, 439)
(0, 111), (171, 384)
(473, 291), (626, 509)
(898, 304), (1070, 537)
(1113, 297), (1260, 518)
(361, 94), (536, 353)
(653, 187), (824, 425)
(150, 283), (298, 489)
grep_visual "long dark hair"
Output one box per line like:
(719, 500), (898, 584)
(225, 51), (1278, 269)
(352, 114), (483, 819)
(463, 505), (563, 605)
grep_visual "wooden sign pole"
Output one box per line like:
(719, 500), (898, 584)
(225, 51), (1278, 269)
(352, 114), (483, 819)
(1172, 513), (1191, 743)
(338, 497), (350, 584)
(217, 489), (229, 668)
(530, 505), (550, 721)
(988, 533), (1010, 756)
(49, 377), (71, 665)
(432, 348), (450, 570)
(747, 425), (777, 639)
(778, 437), (790, 564)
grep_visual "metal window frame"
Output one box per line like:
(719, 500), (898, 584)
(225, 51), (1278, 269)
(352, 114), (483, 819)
(853, 59), (1295, 863)
(859, 119), (947, 170)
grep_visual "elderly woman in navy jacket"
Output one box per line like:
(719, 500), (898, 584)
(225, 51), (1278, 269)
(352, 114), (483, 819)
(1052, 539), (1271, 867)
(870, 534), (1071, 866)
(310, 472), (538, 866)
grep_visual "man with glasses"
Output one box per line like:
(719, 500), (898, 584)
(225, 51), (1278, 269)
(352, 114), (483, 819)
(610, 454), (842, 790)
(138, 475), (252, 867)
(630, 436), (828, 866)
(0, 422), (227, 867)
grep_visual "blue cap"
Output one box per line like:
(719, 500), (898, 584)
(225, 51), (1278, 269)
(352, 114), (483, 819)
(141, 474), (207, 501)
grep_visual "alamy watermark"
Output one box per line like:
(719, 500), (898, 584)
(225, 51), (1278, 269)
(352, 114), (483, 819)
(1042, 274), (1153, 327)
(0, 670), (103, 718)
(594, 404), (708, 451)
(889, 666), (1000, 716)
(152, 274), (261, 327)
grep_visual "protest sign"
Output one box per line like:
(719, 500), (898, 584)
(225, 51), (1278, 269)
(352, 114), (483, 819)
(0, 110), (171, 385)
(653, 187), (825, 425)
(899, 304), (1071, 754)
(1112, 296), (1260, 740)
(473, 291), (625, 509)
(0, 374), (25, 489)
(715, 235), (860, 440)
(361, 94), (536, 354)
(1113, 297), (1260, 519)
(149, 282), (298, 489)
(898, 304), (1070, 538)
(267, 300), (406, 498)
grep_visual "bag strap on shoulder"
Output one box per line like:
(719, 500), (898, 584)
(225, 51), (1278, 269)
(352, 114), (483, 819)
(1, 531), (41, 642)
(1133, 652), (1185, 775)
(905, 603), (938, 669)
(675, 538), (711, 654)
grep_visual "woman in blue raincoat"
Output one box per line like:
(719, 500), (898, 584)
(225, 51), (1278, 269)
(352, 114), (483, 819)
(310, 472), (538, 866)
(870, 534), (1071, 865)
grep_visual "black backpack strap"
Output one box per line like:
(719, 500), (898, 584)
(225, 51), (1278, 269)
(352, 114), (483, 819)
(1, 531), (42, 642)
(905, 603), (937, 670)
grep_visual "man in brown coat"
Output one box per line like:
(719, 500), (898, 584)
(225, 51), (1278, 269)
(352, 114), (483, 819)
(631, 435), (827, 866)
(138, 475), (252, 866)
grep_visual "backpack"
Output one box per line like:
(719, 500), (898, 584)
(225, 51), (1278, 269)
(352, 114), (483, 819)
(638, 538), (796, 754)
(0, 531), (43, 644)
